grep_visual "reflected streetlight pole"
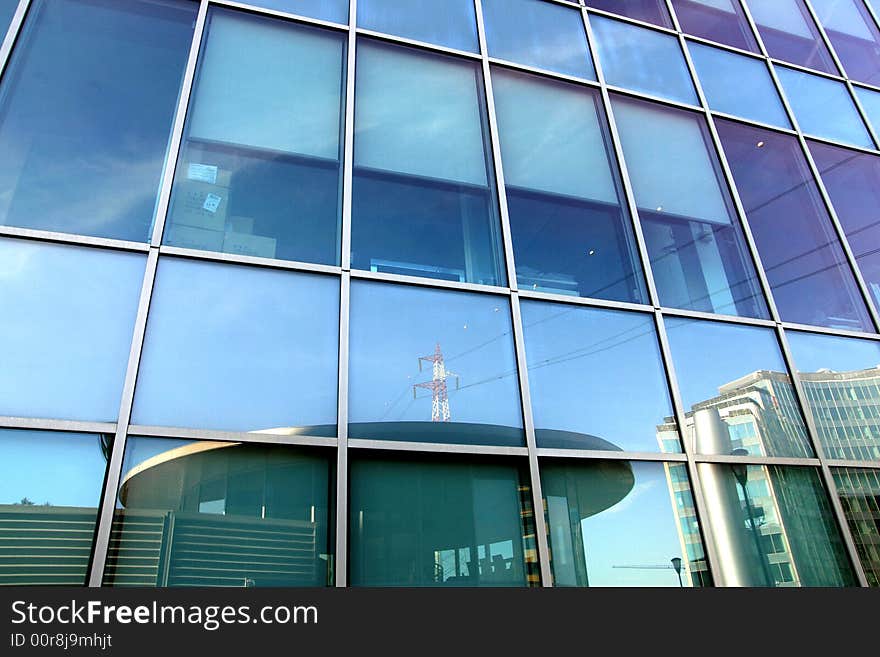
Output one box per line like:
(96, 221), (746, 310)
(671, 557), (683, 587)
(730, 450), (774, 587)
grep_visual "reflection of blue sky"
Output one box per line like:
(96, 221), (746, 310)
(787, 330), (880, 373)
(521, 300), (674, 452)
(0, 239), (145, 421)
(665, 317), (788, 410)
(252, 0), (349, 24)
(0, 430), (107, 507)
(348, 281), (522, 427)
(574, 462), (689, 587)
(132, 258), (339, 432)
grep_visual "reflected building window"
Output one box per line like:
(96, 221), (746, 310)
(697, 463), (856, 586)
(833, 467), (880, 586)
(541, 460), (711, 587)
(664, 317), (814, 458)
(164, 9), (346, 265)
(0, 0), (196, 241)
(0, 430), (110, 586)
(104, 437), (334, 587)
(349, 454), (538, 587)
(716, 118), (874, 331)
(492, 68), (647, 303)
(611, 95), (768, 318)
(351, 40), (506, 286)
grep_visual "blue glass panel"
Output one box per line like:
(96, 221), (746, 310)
(542, 460), (710, 586)
(357, 0), (478, 52)
(349, 455), (538, 586)
(132, 258), (339, 433)
(592, 15), (698, 104)
(165, 9), (345, 265)
(611, 95), (768, 318)
(348, 281), (524, 446)
(252, 0), (348, 23)
(854, 85), (880, 135)
(0, 239), (144, 422)
(0, 0), (196, 241)
(809, 140), (880, 316)
(521, 300), (679, 453)
(105, 437), (334, 587)
(787, 331), (880, 461)
(0, 0), (17, 34)
(483, 0), (594, 79)
(671, 0), (759, 52)
(492, 68), (646, 303)
(689, 41), (791, 128)
(746, 0), (838, 74)
(585, 0), (672, 27)
(351, 40), (505, 286)
(776, 66), (874, 148)
(811, 0), (880, 86)
(716, 119), (874, 331)
(664, 317), (813, 458)
(0, 430), (109, 585)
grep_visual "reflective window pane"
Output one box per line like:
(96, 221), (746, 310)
(591, 15), (698, 104)
(542, 460), (710, 587)
(104, 437), (333, 587)
(0, 430), (109, 586)
(132, 258), (339, 434)
(697, 464), (856, 586)
(165, 10), (345, 265)
(787, 331), (880, 461)
(611, 96), (768, 318)
(809, 140), (880, 315)
(854, 85), (880, 136)
(585, 0), (672, 27)
(0, 0), (196, 241)
(833, 467), (880, 586)
(671, 0), (759, 52)
(776, 66), (874, 148)
(251, 0), (348, 23)
(746, 0), (838, 73)
(664, 317), (813, 458)
(356, 0), (477, 52)
(351, 41), (505, 286)
(483, 0), (594, 79)
(521, 300), (679, 453)
(688, 41), (791, 128)
(492, 69), (646, 303)
(0, 0), (17, 34)
(810, 0), (880, 86)
(348, 281), (523, 446)
(0, 239), (144, 422)
(716, 119), (874, 331)
(349, 455), (538, 587)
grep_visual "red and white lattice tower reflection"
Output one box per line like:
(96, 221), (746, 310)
(413, 343), (459, 422)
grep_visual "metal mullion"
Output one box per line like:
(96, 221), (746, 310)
(0, 0), (30, 82)
(736, 0), (771, 60)
(653, 310), (724, 585)
(518, 288), (652, 314)
(340, 0), (357, 271)
(865, 0), (880, 36)
(509, 293), (554, 586)
(209, 0), (349, 31)
(149, 0), (210, 248)
(0, 417), (116, 434)
(852, 77), (880, 95)
(0, 226), (150, 253)
(126, 424), (338, 449)
(86, 248), (160, 587)
(486, 56), (601, 92)
(354, 28), (482, 61)
(604, 83), (704, 113)
(334, 269), (351, 587)
(775, 323), (871, 586)
(692, 454), (822, 467)
(802, 131), (880, 155)
(474, 0), (518, 292)
(676, 30), (783, 323)
(827, 458), (880, 469)
(768, 57), (848, 82)
(782, 321), (880, 341)
(682, 32), (764, 60)
(536, 448), (689, 463)
(160, 244), (342, 276)
(660, 305), (777, 328)
(583, 5), (679, 36)
(348, 439), (530, 457)
(705, 110), (798, 138)
(351, 268), (511, 296)
(766, 58), (880, 333)
(580, 8), (661, 308)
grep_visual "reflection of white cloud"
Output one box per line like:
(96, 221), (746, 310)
(605, 479), (659, 516)
(0, 241), (37, 281)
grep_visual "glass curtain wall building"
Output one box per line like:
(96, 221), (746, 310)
(1, 0), (880, 588)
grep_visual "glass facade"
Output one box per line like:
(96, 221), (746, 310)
(0, 0), (878, 589)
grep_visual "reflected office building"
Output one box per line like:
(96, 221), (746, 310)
(4, 0), (880, 589)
